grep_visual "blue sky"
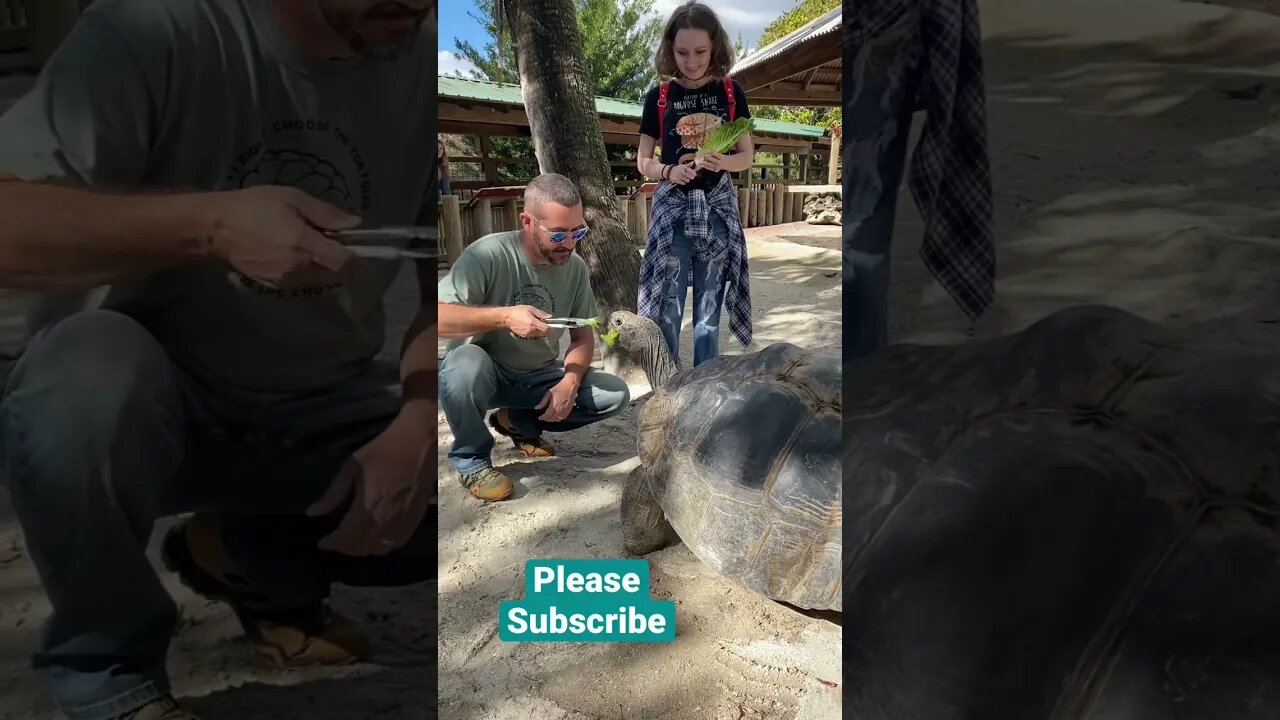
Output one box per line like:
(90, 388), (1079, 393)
(438, 2), (486, 75)
(437, 0), (786, 78)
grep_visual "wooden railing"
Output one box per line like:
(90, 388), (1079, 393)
(438, 183), (832, 267)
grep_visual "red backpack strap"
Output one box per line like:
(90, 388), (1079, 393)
(725, 75), (735, 122)
(657, 81), (670, 139)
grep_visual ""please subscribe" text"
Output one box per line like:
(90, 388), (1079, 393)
(499, 559), (676, 642)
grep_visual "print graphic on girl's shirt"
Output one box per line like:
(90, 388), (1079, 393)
(670, 95), (726, 147)
(640, 78), (751, 193)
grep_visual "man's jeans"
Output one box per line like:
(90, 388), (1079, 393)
(660, 212), (730, 368)
(845, 9), (922, 361)
(0, 310), (434, 720)
(439, 343), (630, 475)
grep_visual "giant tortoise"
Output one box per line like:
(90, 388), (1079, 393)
(847, 303), (1280, 718)
(606, 310), (841, 613)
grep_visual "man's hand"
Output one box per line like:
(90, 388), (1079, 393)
(536, 376), (579, 423)
(203, 185), (361, 289)
(305, 413), (431, 557)
(504, 305), (551, 338)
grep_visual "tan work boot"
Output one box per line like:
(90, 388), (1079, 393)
(459, 466), (514, 501)
(488, 408), (555, 457)
(114, 695), (202, 720)
(160, 513), (371, 668)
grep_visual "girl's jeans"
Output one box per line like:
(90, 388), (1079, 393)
(660, 212), (730, 368)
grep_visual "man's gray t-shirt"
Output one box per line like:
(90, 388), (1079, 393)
(0, 0), (436, 398)
(438, 231), (598, 373)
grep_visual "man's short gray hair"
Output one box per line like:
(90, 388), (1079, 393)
(524, 173), (582, 214)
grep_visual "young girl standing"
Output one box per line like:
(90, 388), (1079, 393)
(636, 0), (754, 369)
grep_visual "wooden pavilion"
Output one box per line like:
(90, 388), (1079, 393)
(437, 74), (832, 261)
(731, 6), (842, 107)
(438, 75), (831, 193)
(730, 6), (843, 182)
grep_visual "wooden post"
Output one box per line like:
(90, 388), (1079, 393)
(442, 196), (465, 261)
(636, 194), (648, 241)
(474, 198), (493, 238)
(479, 135), (498, 186)
(756, 190), (766, 227)
(737, 188), (748, 222)
(773, 184), (785, 226)
(783, 192), (794, 225)
(743, 187), (753, 228)
(502, 198), (519, 232)
(826, 127), (841, 185)
(783, 153), (792, 182)
(800, 155), (810, 185)
(764, 187), (774, 227)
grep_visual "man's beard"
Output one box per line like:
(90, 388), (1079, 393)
(542, 246), (573, 265)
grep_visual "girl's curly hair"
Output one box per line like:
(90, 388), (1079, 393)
(654, 1), (734, 80)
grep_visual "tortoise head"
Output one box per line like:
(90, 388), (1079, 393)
(607, 310), (678, 389)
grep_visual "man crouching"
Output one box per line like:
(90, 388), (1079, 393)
(438, 174), (630, 501)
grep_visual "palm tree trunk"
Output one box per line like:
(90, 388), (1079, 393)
(502, 0), (643, 322)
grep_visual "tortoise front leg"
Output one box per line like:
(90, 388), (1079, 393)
(622, 466), (678, 555)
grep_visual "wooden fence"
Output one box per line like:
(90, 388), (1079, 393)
(439, 183), (833, 267)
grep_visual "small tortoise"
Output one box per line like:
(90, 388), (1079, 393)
(607, 311), (842, 612)
(847, 304), (1280, 718)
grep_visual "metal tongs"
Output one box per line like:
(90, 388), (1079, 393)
(328, 225), (439, 260)
(544, 317), (598, 329)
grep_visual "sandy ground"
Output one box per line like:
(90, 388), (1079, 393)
(891, 0), (1280, 347)
(435, 224), (843, 720)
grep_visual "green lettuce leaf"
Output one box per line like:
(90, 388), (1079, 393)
(696, 118), (755, 157)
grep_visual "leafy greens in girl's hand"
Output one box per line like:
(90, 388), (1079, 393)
(695, 118), (755, 157)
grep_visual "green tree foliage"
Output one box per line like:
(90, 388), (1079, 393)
(758, 0), (839, 47)
(452, 0), (661, 100)
(447, 0), (663, 184)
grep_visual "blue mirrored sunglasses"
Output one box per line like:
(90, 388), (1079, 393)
(534, 220), (590, 243)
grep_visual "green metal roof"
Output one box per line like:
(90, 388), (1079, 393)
(438, 75), (827, 140)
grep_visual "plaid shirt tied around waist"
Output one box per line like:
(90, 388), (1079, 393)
(637, 172), (752, 348)
(851, 0), (996, 320)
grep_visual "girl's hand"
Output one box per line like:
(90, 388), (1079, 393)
(698, 153), (725, 172)
(669, 160), (698, 185)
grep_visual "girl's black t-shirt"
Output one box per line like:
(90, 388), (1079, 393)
(639, 77), (751, 193)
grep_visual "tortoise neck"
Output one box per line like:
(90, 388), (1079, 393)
(641, 334), (678, 390)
